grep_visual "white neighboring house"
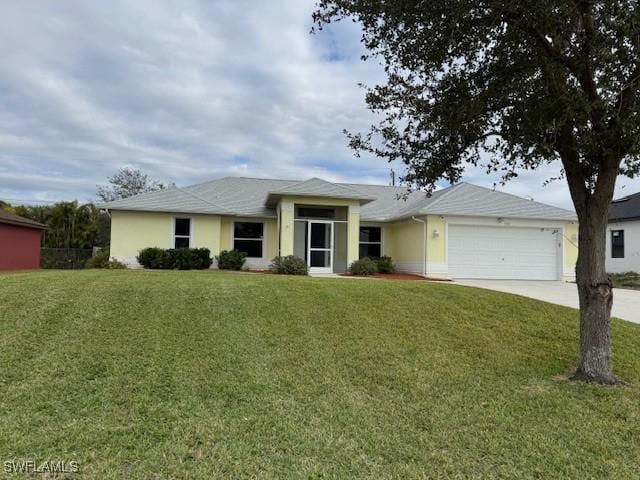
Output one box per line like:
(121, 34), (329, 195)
(607, 191), (640, 273)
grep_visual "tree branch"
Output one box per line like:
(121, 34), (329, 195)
(618, 63), (640, 117)
(501, 3), (603, 121)
(556, 124), (589, 215)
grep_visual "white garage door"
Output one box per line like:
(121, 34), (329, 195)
(448, 225), (559, 280)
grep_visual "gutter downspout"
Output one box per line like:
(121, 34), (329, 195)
(411, 216), (427, 277)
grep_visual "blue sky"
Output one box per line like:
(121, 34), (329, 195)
(0, 1), (638, 209)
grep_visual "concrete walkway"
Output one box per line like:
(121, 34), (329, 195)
(455, 280), (640, 324)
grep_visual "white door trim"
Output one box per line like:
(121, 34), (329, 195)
(307, 220), (334, 274)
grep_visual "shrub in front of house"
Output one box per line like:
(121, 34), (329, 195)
(375, 256), (396, 274)
(137, 247), (166, 269)
(270, 255), (309, 275)
(85, 249), (128, 269)
(108, 259), (128, 269)
(349, 257), (378, 276)
(165, 248), (213, 270)
(193, 248), (214, 269)
(85, 249), (110, 268)
(216, 249), (247, 270)
(137, 247), (212, 270)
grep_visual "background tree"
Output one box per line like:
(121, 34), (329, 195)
(11, 202), (110, 249)
(0, 200), (14, 213)
(97, 167), (173, 202)
(314, 0), (640, 383)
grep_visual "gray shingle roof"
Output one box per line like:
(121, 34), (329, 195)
(100, 176), (576, 222)
(338, 183), (452, 221)
(97, 186), (237, 215)
(408, 183), (577, 221)
(609, 191), (640, 222)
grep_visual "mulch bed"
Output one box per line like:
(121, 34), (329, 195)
(341, 272), (451, 281)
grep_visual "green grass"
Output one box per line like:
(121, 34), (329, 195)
(1, 270), (639, 479)
(610, 271), (640, 290)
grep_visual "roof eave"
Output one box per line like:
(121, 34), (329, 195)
(387, 211), (577, 222)
(0, 219), (47, 229)
(266, 192), (376, 206)
(104, 206), (276, 218)
(609, 216), (640, 223)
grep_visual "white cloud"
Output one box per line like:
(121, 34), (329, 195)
(0, 0), (637, 209)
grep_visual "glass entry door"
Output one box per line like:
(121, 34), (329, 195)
(308, 221), (333, 274)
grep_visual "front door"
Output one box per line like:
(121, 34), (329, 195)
(308, 221), (333, 274)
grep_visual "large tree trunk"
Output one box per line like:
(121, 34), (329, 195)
(571, 209), (616, 384)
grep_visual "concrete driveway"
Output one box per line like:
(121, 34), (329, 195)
(455, 280), (640, 324)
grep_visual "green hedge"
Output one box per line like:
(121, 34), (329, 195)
(349, 256), (396, 276)
(270, 255), (309, 275)
(375, 256), (396, 274)
(216, 250), (247, 270)
(349, 257), (378, 276)
(137, 248), (213, 270)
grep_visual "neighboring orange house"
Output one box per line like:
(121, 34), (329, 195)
(0, 210), (46, 270)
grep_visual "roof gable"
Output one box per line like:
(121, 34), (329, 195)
(267, 177), (375, 204)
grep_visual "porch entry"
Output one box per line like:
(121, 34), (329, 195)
(293, 206), (348, 274)
(308, 221), (333, 273)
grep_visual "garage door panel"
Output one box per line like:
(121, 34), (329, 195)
(448, 225), (558, 280)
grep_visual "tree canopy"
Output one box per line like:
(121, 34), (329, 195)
(314, 0), (640, 383)
(10, 202), (110, 249)
(97, 167), (173, 202)
(314, 0), (640, 196)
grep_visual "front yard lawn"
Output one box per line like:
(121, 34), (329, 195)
(1, 270), (639, 479)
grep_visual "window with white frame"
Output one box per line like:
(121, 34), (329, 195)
(234, 222), (264, 258)
(174, 218), (191, 249)
(359, 226), (382, 258)
(611, 230), (625, 258)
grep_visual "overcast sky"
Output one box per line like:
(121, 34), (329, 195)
(1, 1), (638, 209)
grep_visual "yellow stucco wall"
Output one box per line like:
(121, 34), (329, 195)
(110, 211), (222, 261)
(220, 217), (233, 251)
(379, 224), (394, 257)
(111, 211), (172, 259)
(347, 206), (360, 264)
(279, 202), (295, 256)
(387, 220), (425, 262)
(385, 218), (441, 264)
(193, 215), (221, 254)
(265, 218), (278, 260)
(426, 216), (447, 265)
(384, 217), (448, 276)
